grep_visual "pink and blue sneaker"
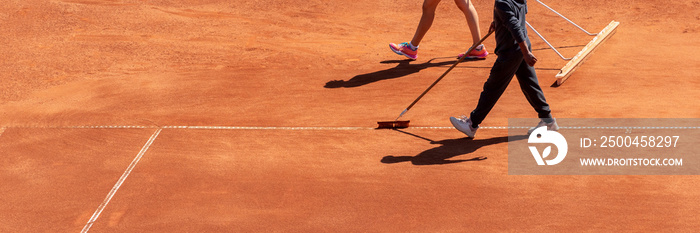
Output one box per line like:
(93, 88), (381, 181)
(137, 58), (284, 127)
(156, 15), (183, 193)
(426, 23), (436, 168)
(389, 42), (418, 60)
(457, 44), (489, 59)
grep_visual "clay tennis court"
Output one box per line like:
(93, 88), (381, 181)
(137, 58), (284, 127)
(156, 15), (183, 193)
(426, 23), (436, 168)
(1, 0), (699, 232)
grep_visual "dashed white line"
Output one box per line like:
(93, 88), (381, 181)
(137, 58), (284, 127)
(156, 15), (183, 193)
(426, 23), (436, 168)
(163, 125), (371, 130)
(0, 125), (698, 131)
(80, 128), (162, 233)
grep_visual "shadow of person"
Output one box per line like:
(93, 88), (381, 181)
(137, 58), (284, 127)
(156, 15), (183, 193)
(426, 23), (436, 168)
(325, 57), (482, 88)
(382, 132), (528, 166)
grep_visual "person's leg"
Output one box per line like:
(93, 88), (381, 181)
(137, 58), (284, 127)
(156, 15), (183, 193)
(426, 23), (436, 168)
(514, 60), (553, 120)
(454, 0), (481, 45)
(454, 0), (488, 59)
(469, 53), (522, 127)
(410, 0), (442, 46)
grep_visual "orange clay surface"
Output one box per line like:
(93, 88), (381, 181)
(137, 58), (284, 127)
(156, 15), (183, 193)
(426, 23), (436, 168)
(2, 0), (700, 232)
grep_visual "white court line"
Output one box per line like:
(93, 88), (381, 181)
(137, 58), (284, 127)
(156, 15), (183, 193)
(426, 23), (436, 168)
(162, 126), (700, 130)
(163, 125), (371, 130)
(1, 125), (699, 131)
(413, 126), (524, 130)
(9, 125), (155, 129)
(80, 128), (162, 233)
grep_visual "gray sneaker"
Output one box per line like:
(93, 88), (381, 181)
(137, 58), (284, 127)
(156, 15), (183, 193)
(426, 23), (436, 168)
(450, 116), (478, 138)
(527, 118), (560, 135)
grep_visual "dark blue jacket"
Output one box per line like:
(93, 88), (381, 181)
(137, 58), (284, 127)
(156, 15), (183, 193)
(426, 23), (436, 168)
(493, 0), (530, 56)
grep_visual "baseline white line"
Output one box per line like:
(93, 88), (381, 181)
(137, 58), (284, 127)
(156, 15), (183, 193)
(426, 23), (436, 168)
(1, 125), (699, 131)
(163, 126), (371, 130)
(412, 126), (524, 130)
(80, 128), (162, 233)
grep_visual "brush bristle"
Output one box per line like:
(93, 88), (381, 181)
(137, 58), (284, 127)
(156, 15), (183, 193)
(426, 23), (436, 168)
(376, 120), (410, 129)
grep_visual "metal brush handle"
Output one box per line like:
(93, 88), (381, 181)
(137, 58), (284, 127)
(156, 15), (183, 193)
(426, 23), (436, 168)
(396, 30), (494, 121)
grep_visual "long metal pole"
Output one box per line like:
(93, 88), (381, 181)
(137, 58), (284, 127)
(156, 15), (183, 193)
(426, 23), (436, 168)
(526, 21), (572, 61)
(395, 30), (494, 121)
(535, 0), (598, 36)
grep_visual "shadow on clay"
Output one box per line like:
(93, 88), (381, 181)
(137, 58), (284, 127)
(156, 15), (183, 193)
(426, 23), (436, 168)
(381, 129), (528, 166)
(324, 57), (486, 88)
(325, 54), (564, 89)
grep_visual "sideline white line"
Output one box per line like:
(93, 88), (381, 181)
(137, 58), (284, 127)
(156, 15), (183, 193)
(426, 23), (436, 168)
(80, 128), (162, 233)
(0, 127), (5, 138)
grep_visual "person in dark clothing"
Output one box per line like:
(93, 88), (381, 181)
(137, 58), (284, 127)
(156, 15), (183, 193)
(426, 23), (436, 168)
(450, 0), (558, 138)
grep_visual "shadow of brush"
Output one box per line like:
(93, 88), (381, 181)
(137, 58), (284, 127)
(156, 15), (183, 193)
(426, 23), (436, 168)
(382, 130), (527, 165)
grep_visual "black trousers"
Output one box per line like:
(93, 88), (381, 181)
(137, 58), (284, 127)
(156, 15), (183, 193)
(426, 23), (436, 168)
(469, 50), (552, 127)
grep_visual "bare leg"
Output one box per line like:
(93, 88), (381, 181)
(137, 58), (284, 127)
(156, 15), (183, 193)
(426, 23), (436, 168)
(455, 0), (481, 46)
(410, 0), (442, 47)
